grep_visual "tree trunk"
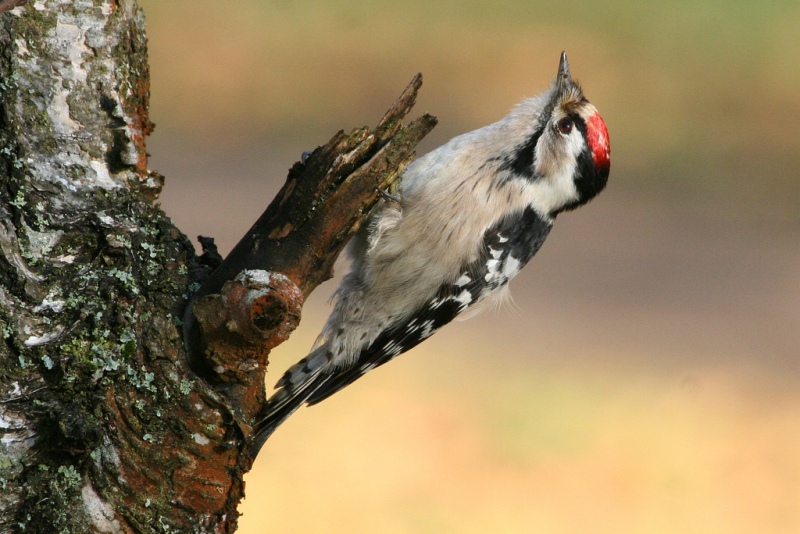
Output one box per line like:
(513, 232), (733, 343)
(0, 2), (434, 532)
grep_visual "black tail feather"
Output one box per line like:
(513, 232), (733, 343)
(248, 395), (306, 458)
(249, 365), (328, 458)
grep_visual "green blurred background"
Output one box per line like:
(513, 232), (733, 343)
(138, 1), (799, 532)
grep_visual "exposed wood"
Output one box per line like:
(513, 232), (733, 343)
(185, 76), (437, 434)
(0, 0), (27, 15)
(195, 74), (436, 300)
(0, 2), (435, 531)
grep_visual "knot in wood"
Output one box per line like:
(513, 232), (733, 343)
(193, 270), (303, 385)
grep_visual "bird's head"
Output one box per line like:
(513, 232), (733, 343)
(502, 52), (611, 217)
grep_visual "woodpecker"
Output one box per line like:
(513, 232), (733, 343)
(251, 52), (610, 454)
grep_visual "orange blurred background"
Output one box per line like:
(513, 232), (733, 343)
(139, 1), (800, 532)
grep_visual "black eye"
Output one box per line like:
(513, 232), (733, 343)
(556, 117), (573, 134)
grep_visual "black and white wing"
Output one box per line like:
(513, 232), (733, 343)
(305, 207), (552, 404)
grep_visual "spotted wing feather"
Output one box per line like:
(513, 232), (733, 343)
(306, 207), (551, 405)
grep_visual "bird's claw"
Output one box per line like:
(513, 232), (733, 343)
(376, 187), (401, 203)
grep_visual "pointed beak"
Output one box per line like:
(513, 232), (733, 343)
(556, 51), (572, 89)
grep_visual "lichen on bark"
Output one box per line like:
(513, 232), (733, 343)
(0, 1), (434, 532)
(0, 2), (244, 532)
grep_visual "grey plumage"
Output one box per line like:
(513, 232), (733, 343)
(251, 52), (610, 454)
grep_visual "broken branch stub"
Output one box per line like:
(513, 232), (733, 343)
(186, 74), (437, 414)
(196, 73), (435, 299)
(0, 0), (28, 15)
(192, 271), (303, 420)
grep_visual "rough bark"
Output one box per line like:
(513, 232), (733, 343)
(0, 1), (434, 532)
(0, 2), (27, 17)
(185, 76), (436, 460)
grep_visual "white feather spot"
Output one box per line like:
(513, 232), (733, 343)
(420, 320), (436, 339)
(454, 274), (472, 287)
(382, 341), (403, 357)
(455, 289), (473, 308)
(503, 255), (522, 278)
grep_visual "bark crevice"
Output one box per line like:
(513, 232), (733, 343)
(0, 2), (434, 532)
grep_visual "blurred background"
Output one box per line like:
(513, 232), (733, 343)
(138, 1), (799, 532)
